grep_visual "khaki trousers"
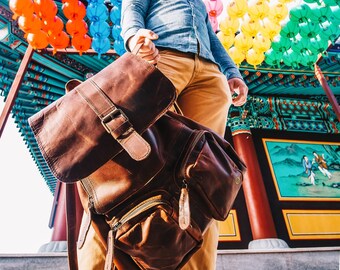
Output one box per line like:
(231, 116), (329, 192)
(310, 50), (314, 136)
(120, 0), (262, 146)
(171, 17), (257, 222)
(78, 49), (232, 270)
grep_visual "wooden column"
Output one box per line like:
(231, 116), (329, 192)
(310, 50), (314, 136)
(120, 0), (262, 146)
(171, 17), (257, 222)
(232, 131), (277, 239)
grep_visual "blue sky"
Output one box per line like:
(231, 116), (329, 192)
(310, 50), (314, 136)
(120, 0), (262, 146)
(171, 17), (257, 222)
(0, 100), (53, 253)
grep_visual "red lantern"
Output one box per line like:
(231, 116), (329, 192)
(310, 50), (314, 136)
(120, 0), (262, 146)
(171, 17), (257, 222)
(72, 34), (92, 55)
(18, 14), (42, 37)
(42, 16), (64, 36)
(27, 30), (49, 49)
(9, 0), (34, 19)
(62, 1), (86, 20)
(66, 19), (88, 36)
(34, 0), (58, 20)
(49, 31), (70, 54)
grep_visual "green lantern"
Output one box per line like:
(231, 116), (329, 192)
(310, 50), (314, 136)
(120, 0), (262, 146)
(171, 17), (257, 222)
(299, 21), (320, 38)
(291, 35), (312, 54)
(309, 5), (332, 24)
(323, 0), (339, 6)
(309, 35), (329, 54)
(289, 4), (311, 23)
(280, 20), (299, 39)
(282, 49), (302, 69)
(300, 52), (318, 68)
(330, 6), (340, 23)
(271, 34), (291, 52)
(264, 48), (283, 67)
(319, 21), (340, 44)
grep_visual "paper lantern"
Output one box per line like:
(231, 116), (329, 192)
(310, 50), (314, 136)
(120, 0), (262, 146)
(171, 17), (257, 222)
(109, 5), (121, 24)
(282, 49), (301, 68)
(270, 35), (291, 52)
(217, 31), (234, 49)
(268, 1), (288, 23)
(111, 24), (122, 40)
(91, 37), (111, 58)
(319, 21), (340, 44)
(247, 0), (269, 20)
(309, 5), (332, 24)
(289, 4), (311, 23)
(204, 0), (224, 32)
(261, 18), (281, 40)
(234, 32), (253, 52)
(264, 48), (282, 67)
(219, 16), (239, 35)
(226, 0), (248, 19)
(309, 35), (328, 54)
(113, 37), (125, 56)
(9, 0), (34, 19)
(330, 6), (340, 23)
(48, 31), (70, 54)
(34, 0), (58, 20)
(42, 16), (64, 36)
(291, 35), (312, 54)
(300, 52), (318, 68)
(66, 19), (88, 36)
(62, 0), (86, 20)
(280, 20), (299, 39)
(72, 34), (92, 55)
(90, 21), (110, 39)
(18, 14), (42, 36)
(323, 0), (338, 6)
(246, 48), (265, 69)
(241, 15), (260, 37)
(299, 21), (320, 38)
(26, 30), (48, 49)
(252, 33), (271, 53)
(86, 3), (109, 22)
(227, 46), (245, 66)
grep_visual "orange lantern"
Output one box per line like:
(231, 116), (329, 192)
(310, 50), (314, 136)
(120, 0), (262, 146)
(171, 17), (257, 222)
(246, 48), (265, 69)
(34, 0), (58, 20)
(66, 19), (88, 36)
(234, 32), (253, 52)
(27, 30), (49, 49)
(18, 14), (42, 37)
(227, 0), (248, 19)
(217, 31), (234, 49)
(72, 34), (92, 55)
(42, 16), (64, 36)
(49, 31), (70, 54)
(62, 0), (86, 20)
(9, 0), (34, 19)
(247, 0), (269, 20)
(219, 16), (240, 35)
(240, 15), (260, 37)
(228, 46), (245, 66)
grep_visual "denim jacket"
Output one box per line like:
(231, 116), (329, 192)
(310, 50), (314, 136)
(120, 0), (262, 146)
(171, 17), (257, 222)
(121, 0), (243, 81)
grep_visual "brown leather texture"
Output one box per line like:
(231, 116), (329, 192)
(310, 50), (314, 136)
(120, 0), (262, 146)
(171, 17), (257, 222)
(77, 111), (246, 270)
(28, 52), (176, 183)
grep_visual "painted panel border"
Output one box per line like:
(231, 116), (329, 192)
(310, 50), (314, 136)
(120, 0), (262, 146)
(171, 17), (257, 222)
(262, 138), (340, 201)
(218, 209), (241, 242)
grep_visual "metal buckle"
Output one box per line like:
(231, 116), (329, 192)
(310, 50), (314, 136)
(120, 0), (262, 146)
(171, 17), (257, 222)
(101, 108), (127, 133)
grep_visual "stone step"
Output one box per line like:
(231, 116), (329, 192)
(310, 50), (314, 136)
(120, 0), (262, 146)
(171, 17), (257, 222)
(0, 247), (339, 270)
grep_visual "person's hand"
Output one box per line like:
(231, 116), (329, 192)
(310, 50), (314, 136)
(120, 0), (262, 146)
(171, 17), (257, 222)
(228, 78), (248, 106)
(127, 29), (160, 65)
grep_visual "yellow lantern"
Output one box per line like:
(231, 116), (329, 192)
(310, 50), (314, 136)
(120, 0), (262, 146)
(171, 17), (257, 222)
(268, 1), (288, 23)
(252, 33), (271, 53)
(246, 48), (265, 69)
(228, 46), (245, 66)
(260, 18), (281, 40)
(248, 0), (270, 20)
(217, 31), (234, 49)
(278, 0), (293, 4)
(219, 16), (240, 35)
(240, 15), (260, 37)
(234, 32), (253, 52)
(227, 0), (248, 19)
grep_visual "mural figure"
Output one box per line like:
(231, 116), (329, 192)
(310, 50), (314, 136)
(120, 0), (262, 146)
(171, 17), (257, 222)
(302, 155), (316, 185)
(312, 151), (332, 179)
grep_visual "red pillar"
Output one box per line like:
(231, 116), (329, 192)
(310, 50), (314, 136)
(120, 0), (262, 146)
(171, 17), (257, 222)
(232, 131), (277, 239)
(51, 182), (83, 241)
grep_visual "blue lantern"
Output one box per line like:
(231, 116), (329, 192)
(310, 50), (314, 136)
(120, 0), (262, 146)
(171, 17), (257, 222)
(86, 3), (109, 22)
(90, 21), (110, 39)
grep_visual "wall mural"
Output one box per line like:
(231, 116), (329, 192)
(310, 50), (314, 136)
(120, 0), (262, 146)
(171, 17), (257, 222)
(263, 138), (340, 201)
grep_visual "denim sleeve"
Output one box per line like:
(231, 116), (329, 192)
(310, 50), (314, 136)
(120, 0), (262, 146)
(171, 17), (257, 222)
(121, 0), (150, 51)
(206, 16), (244, 81)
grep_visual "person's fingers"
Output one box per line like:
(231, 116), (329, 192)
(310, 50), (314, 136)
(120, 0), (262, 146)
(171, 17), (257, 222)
(128, 29), (158, 52)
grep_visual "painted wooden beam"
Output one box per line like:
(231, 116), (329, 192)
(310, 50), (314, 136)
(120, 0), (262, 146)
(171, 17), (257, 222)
(0, 45), (34, 138)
